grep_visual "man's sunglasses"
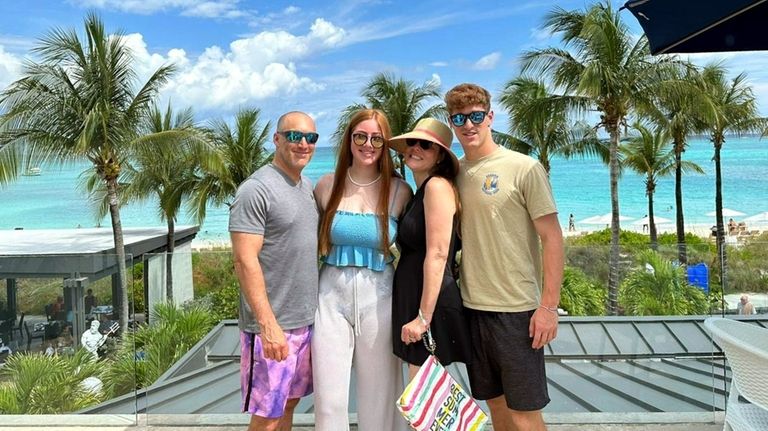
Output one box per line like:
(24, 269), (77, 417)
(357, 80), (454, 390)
(352, 132), (385, 149)
(449, 111), (487, 127)
(406, 139), (435, 150)
(280, 130), (319, 144)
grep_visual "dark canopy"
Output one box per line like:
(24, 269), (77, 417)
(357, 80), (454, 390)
(623, 0), (768, 54)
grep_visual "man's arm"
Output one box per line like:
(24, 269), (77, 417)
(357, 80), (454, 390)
(530, 212), (565, 349)
(231, 231), (289, 361)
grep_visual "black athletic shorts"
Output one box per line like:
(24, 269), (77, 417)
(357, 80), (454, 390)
(466, 308), (550, 411)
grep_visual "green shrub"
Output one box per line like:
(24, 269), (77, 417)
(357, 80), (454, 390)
(619, 250), (709, 316)
(560, 267), (606, 316)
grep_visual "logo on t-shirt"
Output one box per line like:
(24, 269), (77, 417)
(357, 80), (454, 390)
(481, 174), (499, 195)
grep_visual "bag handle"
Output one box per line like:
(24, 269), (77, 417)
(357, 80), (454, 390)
(421, 327), (436, 356)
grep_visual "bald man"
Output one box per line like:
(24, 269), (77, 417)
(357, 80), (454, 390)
(230, 112), (320, 431)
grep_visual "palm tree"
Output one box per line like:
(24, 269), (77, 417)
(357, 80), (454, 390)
(641, 65), (712, 265)
(520, 1), (678, 314)
(621, 123), (703, 249)
(699, 64), (765, 292)
(119, 104), (208, 301)
(189, 108), (273, 223)
(498, 76), (607, 174)
(335, 73), (444, 178)
(0, 13), (175, 332)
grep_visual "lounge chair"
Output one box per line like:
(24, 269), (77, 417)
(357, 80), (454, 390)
(704, 317), (768, 431)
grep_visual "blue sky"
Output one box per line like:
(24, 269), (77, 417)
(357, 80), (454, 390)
(2, 0), (767, 146)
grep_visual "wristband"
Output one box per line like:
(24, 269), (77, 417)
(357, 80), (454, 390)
(418, 309), (431, 327)
(539, 304), (559, 315)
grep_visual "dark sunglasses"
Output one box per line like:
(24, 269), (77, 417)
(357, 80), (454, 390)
(280, 130), (319, 144)
(352, 132), (385, 149)
(406, 139), (435, 150)
(449, 111), (487, 127)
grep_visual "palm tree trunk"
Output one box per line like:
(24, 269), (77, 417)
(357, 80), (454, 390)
(106, 179), (129, 333)
(714, 138), (727, 293)
(648, 186), (658, 251)
(607, 119), (621, 316)
(166, 218), (175, 302)
(674, 140), (687, 265)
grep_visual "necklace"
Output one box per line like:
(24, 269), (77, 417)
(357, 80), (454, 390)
(347, 171), (381, 187)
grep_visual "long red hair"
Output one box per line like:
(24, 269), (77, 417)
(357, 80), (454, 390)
(319, 109), (396, 257)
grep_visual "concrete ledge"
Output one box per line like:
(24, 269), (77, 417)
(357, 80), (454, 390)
(0, 412), (724, 429)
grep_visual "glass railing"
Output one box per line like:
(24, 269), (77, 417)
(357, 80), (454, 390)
(0, 251), (137, 426)
(5, 234), (767, 427)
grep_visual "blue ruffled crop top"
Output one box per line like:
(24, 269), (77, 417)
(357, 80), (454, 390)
(323, 210), (398, 272)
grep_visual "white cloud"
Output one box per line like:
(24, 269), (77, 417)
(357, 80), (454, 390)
(284, 6), (300, 15)
(117, 19), (347, 112)
(429, 61), (448, 67)
(0, 45), (23, 90)
(473, 52), (501, 70)
(68, 0), (247, 18)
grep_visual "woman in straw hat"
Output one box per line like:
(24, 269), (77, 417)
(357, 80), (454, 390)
(312, 109), (412, 430)
(390, 118), (472, 379)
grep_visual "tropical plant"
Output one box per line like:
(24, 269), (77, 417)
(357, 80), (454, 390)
(560, 267), (606, 316)
(699, 64), (765, 292)
(620, 123), (703, 249)
(189, 108), (272, 223)
(498, 76), (606, 173)
(619, 250), (708, 316)
(335, 72), (444, 178)
(641, 64), (713, 265)
(521, 1), (678, 314)
(0, 13), (176, 332)
(101, 302), (216, 397)
(0, 350), (105, 413)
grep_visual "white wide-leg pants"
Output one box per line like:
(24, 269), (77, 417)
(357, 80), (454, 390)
(311, 264), (407, 431)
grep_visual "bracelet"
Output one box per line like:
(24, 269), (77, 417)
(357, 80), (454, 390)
(539, 304), (559, 315)
(418, 309), (431, 327)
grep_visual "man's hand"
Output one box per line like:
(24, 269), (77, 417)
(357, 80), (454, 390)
(530, 307), (558, 350)
(260, 322), (288, 361)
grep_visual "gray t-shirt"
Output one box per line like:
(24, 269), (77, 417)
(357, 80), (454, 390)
(229, 164), (319, 333)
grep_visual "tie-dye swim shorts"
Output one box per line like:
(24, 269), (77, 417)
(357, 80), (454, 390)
(240, 326), (313, 418)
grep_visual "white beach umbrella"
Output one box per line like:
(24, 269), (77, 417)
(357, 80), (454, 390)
(632, 215), (673, 225)
(705, 208), (746, 217)
(579, 212), (634, 225)
(744, 211), (768, 223)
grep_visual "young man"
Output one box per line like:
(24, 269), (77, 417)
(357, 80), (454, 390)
(445, 83), (564, 431)
(229, 111), (320, 431)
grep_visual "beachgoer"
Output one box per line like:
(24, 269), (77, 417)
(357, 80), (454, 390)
(446, 83), (564, 430)
(229, 111), (319, 431)
(642, 214), (649, 233)
(728, 218), (737, 235)
(389, 118), (472, 380)
(311, 109), (411, 431)
(84, 289), (98, 313)
(568, 214), (575, 232)
(738, 295), (756, 315)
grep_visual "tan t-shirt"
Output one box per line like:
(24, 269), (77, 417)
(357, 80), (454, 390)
(457, 146), (557, 312)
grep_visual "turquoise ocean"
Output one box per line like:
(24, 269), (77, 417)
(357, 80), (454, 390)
(1, 137), (767, 243)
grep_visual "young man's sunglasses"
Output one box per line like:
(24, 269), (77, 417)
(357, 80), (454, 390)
(352, 132), (385, 149)
(449, 111), (487, 127)
(280, 130), (319, 144)
(406, 139), (435, 150)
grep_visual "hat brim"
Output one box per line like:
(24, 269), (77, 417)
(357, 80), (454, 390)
(389, 131), (460, 177)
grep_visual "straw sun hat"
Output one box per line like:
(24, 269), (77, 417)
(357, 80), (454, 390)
(388, 118), (459, 176)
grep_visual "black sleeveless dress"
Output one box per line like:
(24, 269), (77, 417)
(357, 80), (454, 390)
(392, 176), (472, 365)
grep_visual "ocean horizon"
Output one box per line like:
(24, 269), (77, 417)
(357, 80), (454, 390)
(1, 137), (767, 243)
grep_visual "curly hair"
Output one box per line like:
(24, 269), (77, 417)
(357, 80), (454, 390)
(444, 83), (491, 113)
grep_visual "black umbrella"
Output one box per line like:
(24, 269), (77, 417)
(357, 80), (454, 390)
(622, 0), (768, 54)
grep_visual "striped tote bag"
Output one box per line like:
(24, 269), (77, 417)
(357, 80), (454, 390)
(396, 332), (488, 430)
